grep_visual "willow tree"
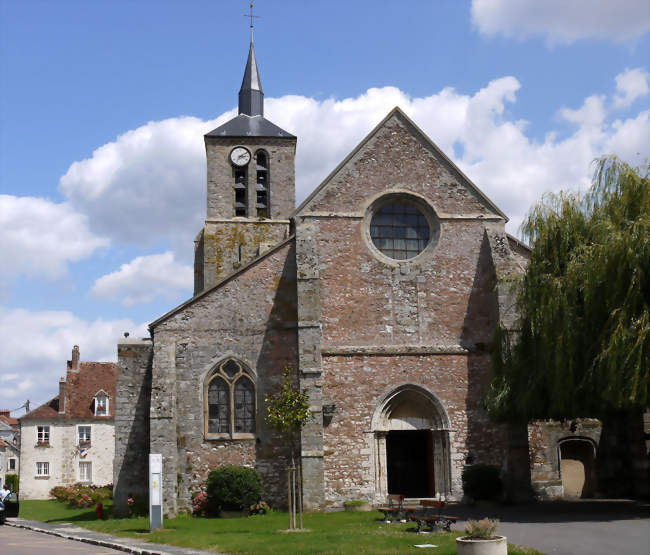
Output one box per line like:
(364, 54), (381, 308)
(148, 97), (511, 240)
(488, 156), (649, 422)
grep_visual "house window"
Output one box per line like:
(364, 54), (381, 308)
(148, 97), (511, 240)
(79, 461), (92, 482)
(370, 201), (431, 260)
(94, 392), (109, 416)
(78, 425), (91, 446)
(9, 458), (16, 470)
(36, 461), (49, 477)
(255, 150), (269, 218)
(37, 426), (50, 444)
(205, 359), (256, 438)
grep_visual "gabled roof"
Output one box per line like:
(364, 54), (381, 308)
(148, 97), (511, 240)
(21, 360), (117, 421)
(150, 235), (295, 329)
(20, 397), (59, 421)
(0, 412), (19, 428)
(294, 106), (507, 220)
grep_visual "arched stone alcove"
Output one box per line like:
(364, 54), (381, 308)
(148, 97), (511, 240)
(371, 384), (452, 500)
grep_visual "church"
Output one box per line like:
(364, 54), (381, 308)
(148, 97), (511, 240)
(112, 28), (531, 516)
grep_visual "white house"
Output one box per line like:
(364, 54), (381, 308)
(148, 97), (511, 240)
(19, 346), (117, 499)
(0, 411), (20, 489)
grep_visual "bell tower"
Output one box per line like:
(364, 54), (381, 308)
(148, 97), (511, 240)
(194, 15), (296, 294)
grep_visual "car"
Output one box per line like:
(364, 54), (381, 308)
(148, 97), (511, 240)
(0, 492), (19, 523)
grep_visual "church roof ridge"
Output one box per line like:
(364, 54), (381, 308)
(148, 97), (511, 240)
(293, 106), (508, 221)
(149, 234), (296, 330)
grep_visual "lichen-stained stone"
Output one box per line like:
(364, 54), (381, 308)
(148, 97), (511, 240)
(114, 105), (529, 515)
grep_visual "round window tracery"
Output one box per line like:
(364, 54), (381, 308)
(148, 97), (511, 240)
(369, 200), (432, 260)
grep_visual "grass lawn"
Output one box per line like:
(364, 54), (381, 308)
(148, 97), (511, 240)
(19, 500), (543, 554)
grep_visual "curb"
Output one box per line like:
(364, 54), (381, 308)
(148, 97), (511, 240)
(5, 518), (211, 555)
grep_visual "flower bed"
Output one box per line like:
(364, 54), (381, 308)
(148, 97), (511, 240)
(49, 483), (113, 508)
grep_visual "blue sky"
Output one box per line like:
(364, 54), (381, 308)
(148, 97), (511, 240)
(1, 0), (649, 413)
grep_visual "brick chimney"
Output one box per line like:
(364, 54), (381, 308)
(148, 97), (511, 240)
(58, 377), (66, 414)
(70, 345), (80, 372)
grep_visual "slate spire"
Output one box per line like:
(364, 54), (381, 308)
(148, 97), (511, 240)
(238, 30), (264, 116)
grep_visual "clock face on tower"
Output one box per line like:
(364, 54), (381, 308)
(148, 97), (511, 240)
(230, 147), (251, 167)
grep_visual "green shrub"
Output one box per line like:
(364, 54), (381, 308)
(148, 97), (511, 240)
(207, 465), (263, 514)
(4, 474), (18, 492)
(462, 464), (503, 501)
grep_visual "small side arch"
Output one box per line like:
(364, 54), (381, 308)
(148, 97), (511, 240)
(557, 436), (598, 498)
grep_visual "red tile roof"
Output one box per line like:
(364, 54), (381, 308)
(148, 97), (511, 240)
(21, 397), (60, 420)
(0, 411), (19, 427)
(21, 361), (117, 421)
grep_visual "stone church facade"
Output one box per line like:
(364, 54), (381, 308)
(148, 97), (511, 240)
(113, 36), (529, 516)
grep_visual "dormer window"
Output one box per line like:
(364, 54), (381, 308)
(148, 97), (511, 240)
(94, 391), (109, 416)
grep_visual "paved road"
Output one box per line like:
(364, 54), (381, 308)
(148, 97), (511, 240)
(442, 500), (650, 555)
(0, 525), (124, 555)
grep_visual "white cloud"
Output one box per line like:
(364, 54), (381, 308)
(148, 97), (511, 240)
(91, 251), (193, 307)
(53, 72), (649, 255)
(0, 195), (109, 281)
(59, 115), (231, 252)
(614, 68), (650, 108)
(0, 306), (148, 411)
(471, 0), (650, 44)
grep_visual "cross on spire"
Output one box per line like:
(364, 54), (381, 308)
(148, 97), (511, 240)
(244, 1), (260, 42)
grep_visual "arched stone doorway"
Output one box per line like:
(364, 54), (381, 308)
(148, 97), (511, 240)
(559, 437), (597, 498)
(371, 384), (452, 499)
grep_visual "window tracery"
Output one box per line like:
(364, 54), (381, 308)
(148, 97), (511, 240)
(205, 359), (256, 438)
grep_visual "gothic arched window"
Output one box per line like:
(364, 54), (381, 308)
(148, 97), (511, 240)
(205, 359), (256, 438)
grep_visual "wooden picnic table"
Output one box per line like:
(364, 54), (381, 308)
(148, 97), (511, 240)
(407, 500), (459, 533)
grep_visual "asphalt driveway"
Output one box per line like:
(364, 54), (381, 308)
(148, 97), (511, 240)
(443, 500), (650, 555)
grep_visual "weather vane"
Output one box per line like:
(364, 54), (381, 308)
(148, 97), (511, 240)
(244, 1), (260, 41)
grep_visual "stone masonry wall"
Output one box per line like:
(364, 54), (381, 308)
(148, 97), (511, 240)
(194, 136), (295, 294)
(321, 354), (505, 507)
(196, 220), (290, 292)
(153, 240), (298, 514)
(205, 137), (296, 221)
(528, 419), (602, 499)
(113, 338), (152, 516)
(297, 110), (508, 505)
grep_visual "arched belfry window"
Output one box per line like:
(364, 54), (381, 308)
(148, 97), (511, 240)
(234, 166), (248, 217)
(205, 359), (256, 438)
(255, 150), (269, 218)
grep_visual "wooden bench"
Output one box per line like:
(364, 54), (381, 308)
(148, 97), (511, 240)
(408, 500), (459, 533)
(376, 494), (405, 522)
